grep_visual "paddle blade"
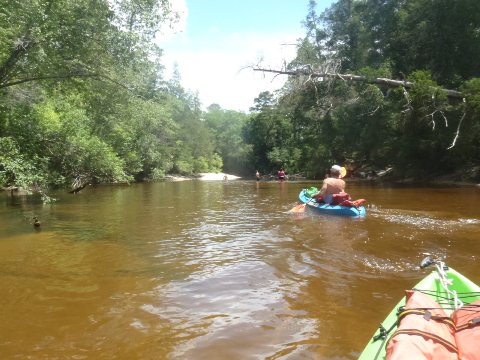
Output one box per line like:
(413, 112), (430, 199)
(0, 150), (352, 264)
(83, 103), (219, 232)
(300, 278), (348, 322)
(340, 167), (347, 178)
(352, 199), (366, 207)
(289, 203), (306, 213)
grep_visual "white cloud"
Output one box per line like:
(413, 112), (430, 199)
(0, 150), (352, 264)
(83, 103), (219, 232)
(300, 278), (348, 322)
(158, 0), (302, 112)
(163, 33), (300, 112)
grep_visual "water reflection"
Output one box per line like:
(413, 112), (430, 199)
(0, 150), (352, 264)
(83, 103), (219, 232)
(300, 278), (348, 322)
(0, 181), (479, 359)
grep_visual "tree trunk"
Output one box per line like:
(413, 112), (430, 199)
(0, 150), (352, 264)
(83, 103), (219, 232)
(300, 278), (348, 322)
(253, 68), (464, 99)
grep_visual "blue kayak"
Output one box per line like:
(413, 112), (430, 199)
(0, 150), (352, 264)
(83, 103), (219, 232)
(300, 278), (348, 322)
(298, 189), (366, 217)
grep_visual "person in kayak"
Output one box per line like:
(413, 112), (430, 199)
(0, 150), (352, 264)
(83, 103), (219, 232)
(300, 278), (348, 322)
(277, 168), (286, 181)
(312, 165), (346, 204)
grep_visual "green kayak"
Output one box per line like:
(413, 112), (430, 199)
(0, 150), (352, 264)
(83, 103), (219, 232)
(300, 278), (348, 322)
(358, 257), (480, 359)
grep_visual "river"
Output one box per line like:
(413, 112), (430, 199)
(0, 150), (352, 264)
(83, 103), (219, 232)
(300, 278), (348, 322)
(1, 180), (479, 359)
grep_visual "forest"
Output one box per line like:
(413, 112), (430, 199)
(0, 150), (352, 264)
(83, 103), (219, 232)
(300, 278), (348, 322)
(1, 0), (479, 198)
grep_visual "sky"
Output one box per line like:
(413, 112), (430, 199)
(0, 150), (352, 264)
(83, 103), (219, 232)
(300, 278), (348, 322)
(157, 0), (335, 112)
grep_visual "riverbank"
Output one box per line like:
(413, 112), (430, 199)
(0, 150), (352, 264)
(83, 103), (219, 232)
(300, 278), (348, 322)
(342, 165), (480, 187)
(164, 172), (241, 182)
(374, 171), (480, 187)
(198, 173), (241, 180)
(346, 177), (480, 187)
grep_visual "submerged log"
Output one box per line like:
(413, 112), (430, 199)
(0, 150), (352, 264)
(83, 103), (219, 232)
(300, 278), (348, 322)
(69, 182), (89, 194)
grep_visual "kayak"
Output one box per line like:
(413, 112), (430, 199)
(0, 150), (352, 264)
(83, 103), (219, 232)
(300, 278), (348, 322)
(358, 257), (480, 359)
(298, 189), (366, 217)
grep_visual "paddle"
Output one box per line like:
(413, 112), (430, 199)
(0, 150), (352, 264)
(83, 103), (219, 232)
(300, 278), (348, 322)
(289, 196), (316, 213)
(289, 202), (308, 213)
(289, 200), (317, 213)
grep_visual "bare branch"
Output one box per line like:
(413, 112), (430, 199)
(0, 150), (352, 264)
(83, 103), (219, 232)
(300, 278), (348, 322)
(447, 107), (467, 150)
(0, 32), (36, 86)
(253, 65), (470, 150)
(0, 72), (101, 88)
(359, 106), (380, 117)
(252, 68), (464, 99)
(0, 71), (136, 94)
(401, 87), (413, 113)
(440, 111), (448, 127)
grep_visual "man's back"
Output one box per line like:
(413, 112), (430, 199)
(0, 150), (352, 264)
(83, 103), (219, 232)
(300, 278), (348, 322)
(322, 177), (345, 196)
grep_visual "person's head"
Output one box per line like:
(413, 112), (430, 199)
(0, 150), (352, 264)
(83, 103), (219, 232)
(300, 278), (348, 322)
(330, 165), (342, 177)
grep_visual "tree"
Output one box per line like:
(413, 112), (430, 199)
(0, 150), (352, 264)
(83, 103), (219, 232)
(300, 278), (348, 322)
(0, 0), (185, 192)
(247, 0), (480, 180)
(203, 105), (251, 175)
(0, 0), (175, 90)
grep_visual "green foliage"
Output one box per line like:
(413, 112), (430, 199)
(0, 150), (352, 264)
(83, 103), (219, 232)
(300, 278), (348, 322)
(151, 168), (166, 180)
(0, 137), (47, 189)
(209, 153), (224, 173)
(242, 0), (479, 180)
(193, 157), (210, 173)
(462, 78), (480, 113)
(0, 0), (250, 195)
(267, 147), (289, 167)
(358, 64), (393, 81)
(1, 0), (478, 192)
(202, 105), (251, 175)
(174, 159), (194, 175)
(64, 135), (129, 183)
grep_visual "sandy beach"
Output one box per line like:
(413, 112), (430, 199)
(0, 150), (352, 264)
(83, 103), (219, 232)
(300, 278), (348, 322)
(198, 173), (241, 180)
(164, 173), (241, 181)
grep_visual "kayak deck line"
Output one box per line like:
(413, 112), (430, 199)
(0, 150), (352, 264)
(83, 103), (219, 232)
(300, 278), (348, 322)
(358, 257), (480, 359)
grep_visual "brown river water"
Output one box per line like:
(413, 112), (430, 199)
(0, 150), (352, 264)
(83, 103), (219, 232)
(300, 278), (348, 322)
(0, 180), (479, 359)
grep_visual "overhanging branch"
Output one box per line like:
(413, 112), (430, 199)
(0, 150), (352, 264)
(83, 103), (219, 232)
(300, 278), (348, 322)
(0, 71), (134, 93)
(253, 68), (464, 99)
(0, 72), (101, 88)
(254, 67), (468, 149)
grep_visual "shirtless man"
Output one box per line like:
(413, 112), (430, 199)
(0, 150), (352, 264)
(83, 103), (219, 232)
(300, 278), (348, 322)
(312, 165), (346, 204)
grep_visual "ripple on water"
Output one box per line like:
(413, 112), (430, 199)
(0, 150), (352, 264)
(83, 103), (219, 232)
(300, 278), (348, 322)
(369, 207), (480, 233)
(358, 255), (428, 274)
(140, 260), (318, 359)
(2, 181), (479, 359)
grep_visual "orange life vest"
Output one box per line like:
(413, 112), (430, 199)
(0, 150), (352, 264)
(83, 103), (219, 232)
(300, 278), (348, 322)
(386, 290), (458, 360)
(452, 299), (480, 360)
(315, 193), (366, 207)
(340, 198), (366, 207)
(386, 291), (480, 360)
(331, 193), (351, 205)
